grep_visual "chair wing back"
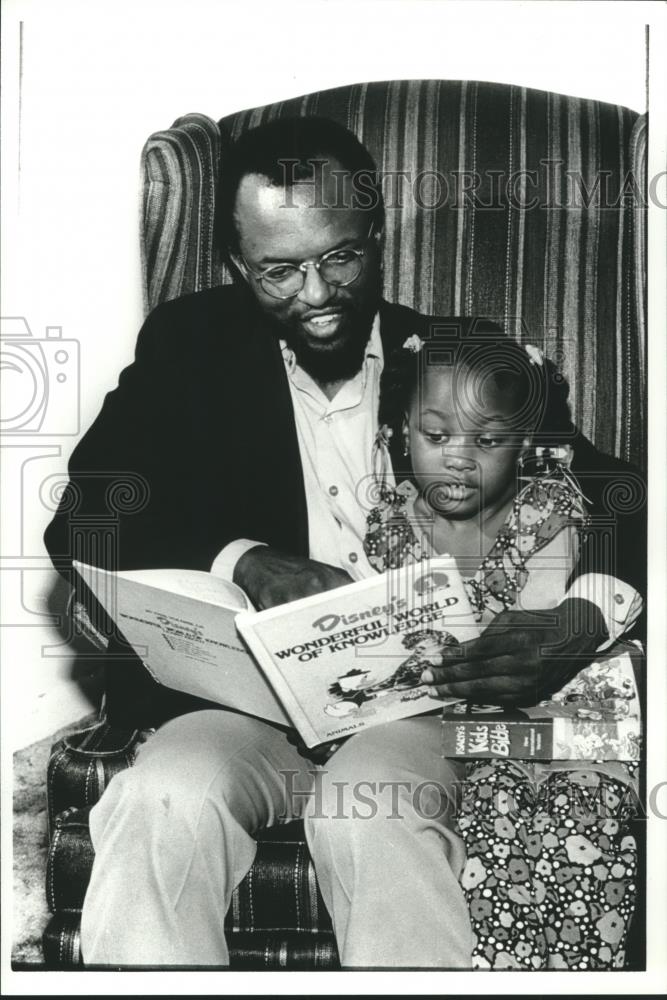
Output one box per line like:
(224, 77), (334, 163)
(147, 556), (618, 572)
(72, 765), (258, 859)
(141, 80), (646, 465)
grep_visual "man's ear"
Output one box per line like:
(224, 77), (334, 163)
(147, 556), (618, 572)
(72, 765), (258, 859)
(229, 252), (248, 281)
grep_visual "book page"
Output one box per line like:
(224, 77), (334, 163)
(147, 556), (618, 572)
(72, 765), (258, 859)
(112, 566), (250, 610)
(75, 562), (289, 726)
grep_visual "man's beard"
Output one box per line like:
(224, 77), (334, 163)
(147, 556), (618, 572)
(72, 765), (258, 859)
(270, 293), (380, 384)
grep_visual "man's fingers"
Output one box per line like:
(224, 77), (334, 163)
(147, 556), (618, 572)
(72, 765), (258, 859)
(241, 549), (354, 609)
(441, 610), (563, 664)
(422, 654), (524, 685)
(437, 630), (525, 664)
(428, 674), (530, 701)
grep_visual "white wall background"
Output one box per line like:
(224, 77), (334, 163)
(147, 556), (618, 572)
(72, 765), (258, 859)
(0, 0), (653, 750)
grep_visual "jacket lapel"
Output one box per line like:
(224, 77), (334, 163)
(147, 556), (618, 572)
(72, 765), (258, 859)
(234, 304), (310, 557)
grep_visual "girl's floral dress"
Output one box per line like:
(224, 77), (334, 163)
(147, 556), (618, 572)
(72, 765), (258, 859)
(363, 471), (640, 970)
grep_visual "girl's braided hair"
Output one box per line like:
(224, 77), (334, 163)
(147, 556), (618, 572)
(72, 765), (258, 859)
(379, 317), (574, 455)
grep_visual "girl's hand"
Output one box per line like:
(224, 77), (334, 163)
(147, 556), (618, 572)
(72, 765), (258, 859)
(420, 598), (608, 706)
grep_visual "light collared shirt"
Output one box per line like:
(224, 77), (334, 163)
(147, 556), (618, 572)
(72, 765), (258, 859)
(211, 313), (641, 643)
(277, 315), (385, 580)
(212, 314), (386, 583)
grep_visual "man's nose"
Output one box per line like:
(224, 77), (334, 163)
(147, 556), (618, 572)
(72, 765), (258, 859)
(297, 262), (336, 307)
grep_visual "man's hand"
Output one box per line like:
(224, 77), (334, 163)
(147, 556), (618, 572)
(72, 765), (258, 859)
(421, 598), (609, 707)
(234, 546), (354, 610)
(285, 729), (347, 764)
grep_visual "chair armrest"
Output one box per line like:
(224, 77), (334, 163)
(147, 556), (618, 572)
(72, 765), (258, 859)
(47, 719), (153, 833)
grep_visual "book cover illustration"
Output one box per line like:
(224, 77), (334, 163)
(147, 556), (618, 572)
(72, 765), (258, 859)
(236, 557), (480, 747)
(441, 642), (642, 761)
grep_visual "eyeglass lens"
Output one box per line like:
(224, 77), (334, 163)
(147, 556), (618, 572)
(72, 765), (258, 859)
(262, 253), (363, 298)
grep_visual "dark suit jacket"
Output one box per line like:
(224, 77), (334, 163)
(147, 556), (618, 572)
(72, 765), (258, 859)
(44, 285), (646, 728)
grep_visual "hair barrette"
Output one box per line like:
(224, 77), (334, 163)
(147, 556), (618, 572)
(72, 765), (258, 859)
(402, 334), (424, 353)
(524, 344), (544, 367)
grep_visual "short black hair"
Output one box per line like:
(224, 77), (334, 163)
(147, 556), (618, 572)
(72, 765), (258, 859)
(380, 317), (574, 446)
(215, 116), (385, 253)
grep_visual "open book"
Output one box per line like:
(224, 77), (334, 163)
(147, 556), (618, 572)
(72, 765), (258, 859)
(75, 557), (480, 746)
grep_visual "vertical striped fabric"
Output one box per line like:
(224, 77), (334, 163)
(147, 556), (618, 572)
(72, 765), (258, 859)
(141, 81), (646, 466)
(141, 113), (224, 311)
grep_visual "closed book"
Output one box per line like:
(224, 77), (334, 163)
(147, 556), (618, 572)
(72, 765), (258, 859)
(441, 641), (642, 761)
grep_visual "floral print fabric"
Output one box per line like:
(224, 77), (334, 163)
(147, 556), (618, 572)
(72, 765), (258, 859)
(364, 472), (588, 624)
(458, 760), (639, 969)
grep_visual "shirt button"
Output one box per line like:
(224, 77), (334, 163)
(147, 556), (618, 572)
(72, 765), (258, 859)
(614, 593), (625, 604)
(329, 485), (339, 496)
(349, 552), (358, 563)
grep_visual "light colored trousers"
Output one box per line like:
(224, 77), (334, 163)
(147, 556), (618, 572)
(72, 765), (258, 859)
(81, 709), (472, 968)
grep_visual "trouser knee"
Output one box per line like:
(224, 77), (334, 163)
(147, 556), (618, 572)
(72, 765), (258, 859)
(89, 742), (236, 853)
(304, 766), (454, 850)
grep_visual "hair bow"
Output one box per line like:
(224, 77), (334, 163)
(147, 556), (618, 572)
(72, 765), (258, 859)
(402, 334), (424, 353)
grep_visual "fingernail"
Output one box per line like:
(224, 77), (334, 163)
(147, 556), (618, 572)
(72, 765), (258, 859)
(421, 669), (433, 683)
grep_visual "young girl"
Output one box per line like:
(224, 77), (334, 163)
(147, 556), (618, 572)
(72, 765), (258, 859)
(364, 322), (640, 971)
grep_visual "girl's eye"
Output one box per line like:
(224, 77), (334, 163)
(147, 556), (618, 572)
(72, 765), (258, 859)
(424, 431), (448, 444)
(477, 435), (501, 448)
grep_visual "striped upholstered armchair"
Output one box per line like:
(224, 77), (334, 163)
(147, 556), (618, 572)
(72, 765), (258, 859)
(43, 80), (647, 968)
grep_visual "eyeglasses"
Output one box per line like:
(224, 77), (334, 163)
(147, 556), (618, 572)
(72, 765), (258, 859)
(238, 222), (377, 300)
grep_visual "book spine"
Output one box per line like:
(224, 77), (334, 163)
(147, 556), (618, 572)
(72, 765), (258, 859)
(235, 615), (321, 747)
(441, 718), (638, 760)
(442, 719), (554, 759)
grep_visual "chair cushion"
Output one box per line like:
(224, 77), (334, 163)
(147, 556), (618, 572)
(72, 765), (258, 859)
(46, 720), (151, 832)
(46, 806), (96, 913)
(42, 912), (339, 970)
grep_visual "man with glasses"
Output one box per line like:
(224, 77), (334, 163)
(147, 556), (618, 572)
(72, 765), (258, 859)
(46, 116), (642, 968)
(47, 117), (474, 969)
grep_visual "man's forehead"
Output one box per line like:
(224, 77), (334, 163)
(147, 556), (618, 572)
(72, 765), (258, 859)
(236, 174), (296, 215)
(234, 172), (371, 259)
